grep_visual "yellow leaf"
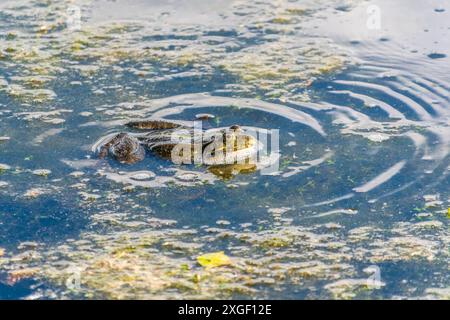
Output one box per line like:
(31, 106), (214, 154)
(197, 251), (231, 269)
(447, 208), (450, 219)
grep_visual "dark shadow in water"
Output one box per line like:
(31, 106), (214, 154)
(0, 197), (88, 248)
(0, 279), (38, 300)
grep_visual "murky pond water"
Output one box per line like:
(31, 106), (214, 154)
(0, 0), (448, 299)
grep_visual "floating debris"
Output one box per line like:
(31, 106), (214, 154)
(0, 163), (11, 171)
(24, 188), (47, 198)
(366, 133), (390, 143)
(69, 171), (85, 178)
(32, 128), (64, 145)
(129, 171), (156, 181)
(7, 85), (56, 103)
(17, 242), (39, 250)
(79, 192), (100, 201)
(15, 110), (72, 124)
(325, 278), (385, 299)
(32, 169), (52, 177)
(197, 252), (231, 269)
(268, 207), (291, 216)
(7, 268), (39, 285)
(195, 113), (215, 120)
(216, 220), (231, 226)
(425, 288), (450, 299)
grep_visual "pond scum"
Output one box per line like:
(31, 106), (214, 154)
(0, 0), (449, 299)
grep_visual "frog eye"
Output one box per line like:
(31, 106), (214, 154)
(225, 133), (234, 141)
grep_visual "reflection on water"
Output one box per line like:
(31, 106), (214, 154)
(0, 0), (449, 299)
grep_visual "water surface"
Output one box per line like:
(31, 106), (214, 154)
(0, 0), (448, 299)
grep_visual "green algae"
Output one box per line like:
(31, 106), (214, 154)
(1, 210), (447, 299)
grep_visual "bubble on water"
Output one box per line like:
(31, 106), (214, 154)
(130, 171), (156, 181)
(23, 188), (48, 198)
(69, 171), (85, 178)
(32, 169), (52, 177)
